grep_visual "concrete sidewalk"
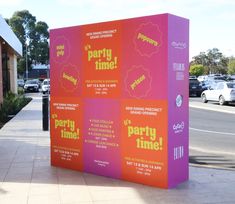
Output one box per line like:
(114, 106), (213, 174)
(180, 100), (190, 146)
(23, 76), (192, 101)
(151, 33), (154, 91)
(0, 97), (235, 204)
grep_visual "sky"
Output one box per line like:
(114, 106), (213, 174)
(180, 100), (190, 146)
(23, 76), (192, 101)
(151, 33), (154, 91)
(1, 0), (235, 60)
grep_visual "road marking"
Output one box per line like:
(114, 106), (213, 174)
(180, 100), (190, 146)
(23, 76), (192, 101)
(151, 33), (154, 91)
(190, 127), (235, 136)
(189, 103), (235, 114)
(189, 146), (235, 156)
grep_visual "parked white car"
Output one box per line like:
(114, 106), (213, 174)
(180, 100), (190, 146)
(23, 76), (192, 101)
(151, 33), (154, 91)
(24, 80), (39, 92)
(201, 82), (235, 105)
(41, 79), (50, 94)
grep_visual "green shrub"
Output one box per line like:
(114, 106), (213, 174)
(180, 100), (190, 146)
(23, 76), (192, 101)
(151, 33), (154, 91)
(18, 87), (24, 95)
(0, 92), (31, 123)
(189, 64), (205, 77)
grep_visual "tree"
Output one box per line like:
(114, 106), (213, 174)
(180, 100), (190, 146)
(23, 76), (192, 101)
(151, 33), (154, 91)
(7, 10), (49, 76)
(191, 48), (228, 74)
(192, 51), (208, 66)
(189, 64), (205, 77)
(228, 57), (235, 75)
(30, 21), (49, 65)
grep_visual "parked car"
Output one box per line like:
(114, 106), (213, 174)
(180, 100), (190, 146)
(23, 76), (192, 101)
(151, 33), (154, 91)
(17, 79), (25, 87)
(189, 79), (203, 96)
(41, 79), (50, 94)
(201, 82), (235, 105)
(32, 78), (41, 88)
(189, 75), (197, 80)
(197, 75), (208, 82)
(199, 81), (209, 91)
(24, 80), (40, 92)
(227, 75), (235, 82)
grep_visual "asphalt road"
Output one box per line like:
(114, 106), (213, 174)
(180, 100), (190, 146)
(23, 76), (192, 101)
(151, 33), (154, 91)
(189, 97), (235, 169)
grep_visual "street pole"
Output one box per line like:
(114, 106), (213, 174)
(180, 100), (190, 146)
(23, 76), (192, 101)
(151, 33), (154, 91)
(25, 43), (28, 80)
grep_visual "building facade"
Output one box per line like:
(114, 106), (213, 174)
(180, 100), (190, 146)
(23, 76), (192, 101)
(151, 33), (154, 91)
(29, 63), (50, 80)
(0, 15), (22, 104)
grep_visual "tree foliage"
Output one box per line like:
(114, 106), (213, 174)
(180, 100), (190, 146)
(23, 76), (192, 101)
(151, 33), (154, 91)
(228, 57), (235, 75)
(189, 64), (205, 77)
(191, 48), (228, 75)
(7, 10), (49, 75)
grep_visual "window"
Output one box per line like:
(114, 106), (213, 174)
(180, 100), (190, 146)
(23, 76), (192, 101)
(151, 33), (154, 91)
(227, 83), (235, 89)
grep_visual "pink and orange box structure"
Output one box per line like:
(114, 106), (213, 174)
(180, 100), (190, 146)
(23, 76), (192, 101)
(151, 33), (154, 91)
(50, 13), (189, 188)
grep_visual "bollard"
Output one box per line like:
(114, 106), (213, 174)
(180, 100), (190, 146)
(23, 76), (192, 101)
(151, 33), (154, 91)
(42, 95), (49, 131)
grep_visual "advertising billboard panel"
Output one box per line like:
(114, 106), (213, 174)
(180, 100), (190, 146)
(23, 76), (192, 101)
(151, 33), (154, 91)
(50, 13), (189, 188)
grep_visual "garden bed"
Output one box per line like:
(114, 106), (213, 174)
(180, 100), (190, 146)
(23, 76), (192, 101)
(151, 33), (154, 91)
(0, 92), (32, 129)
